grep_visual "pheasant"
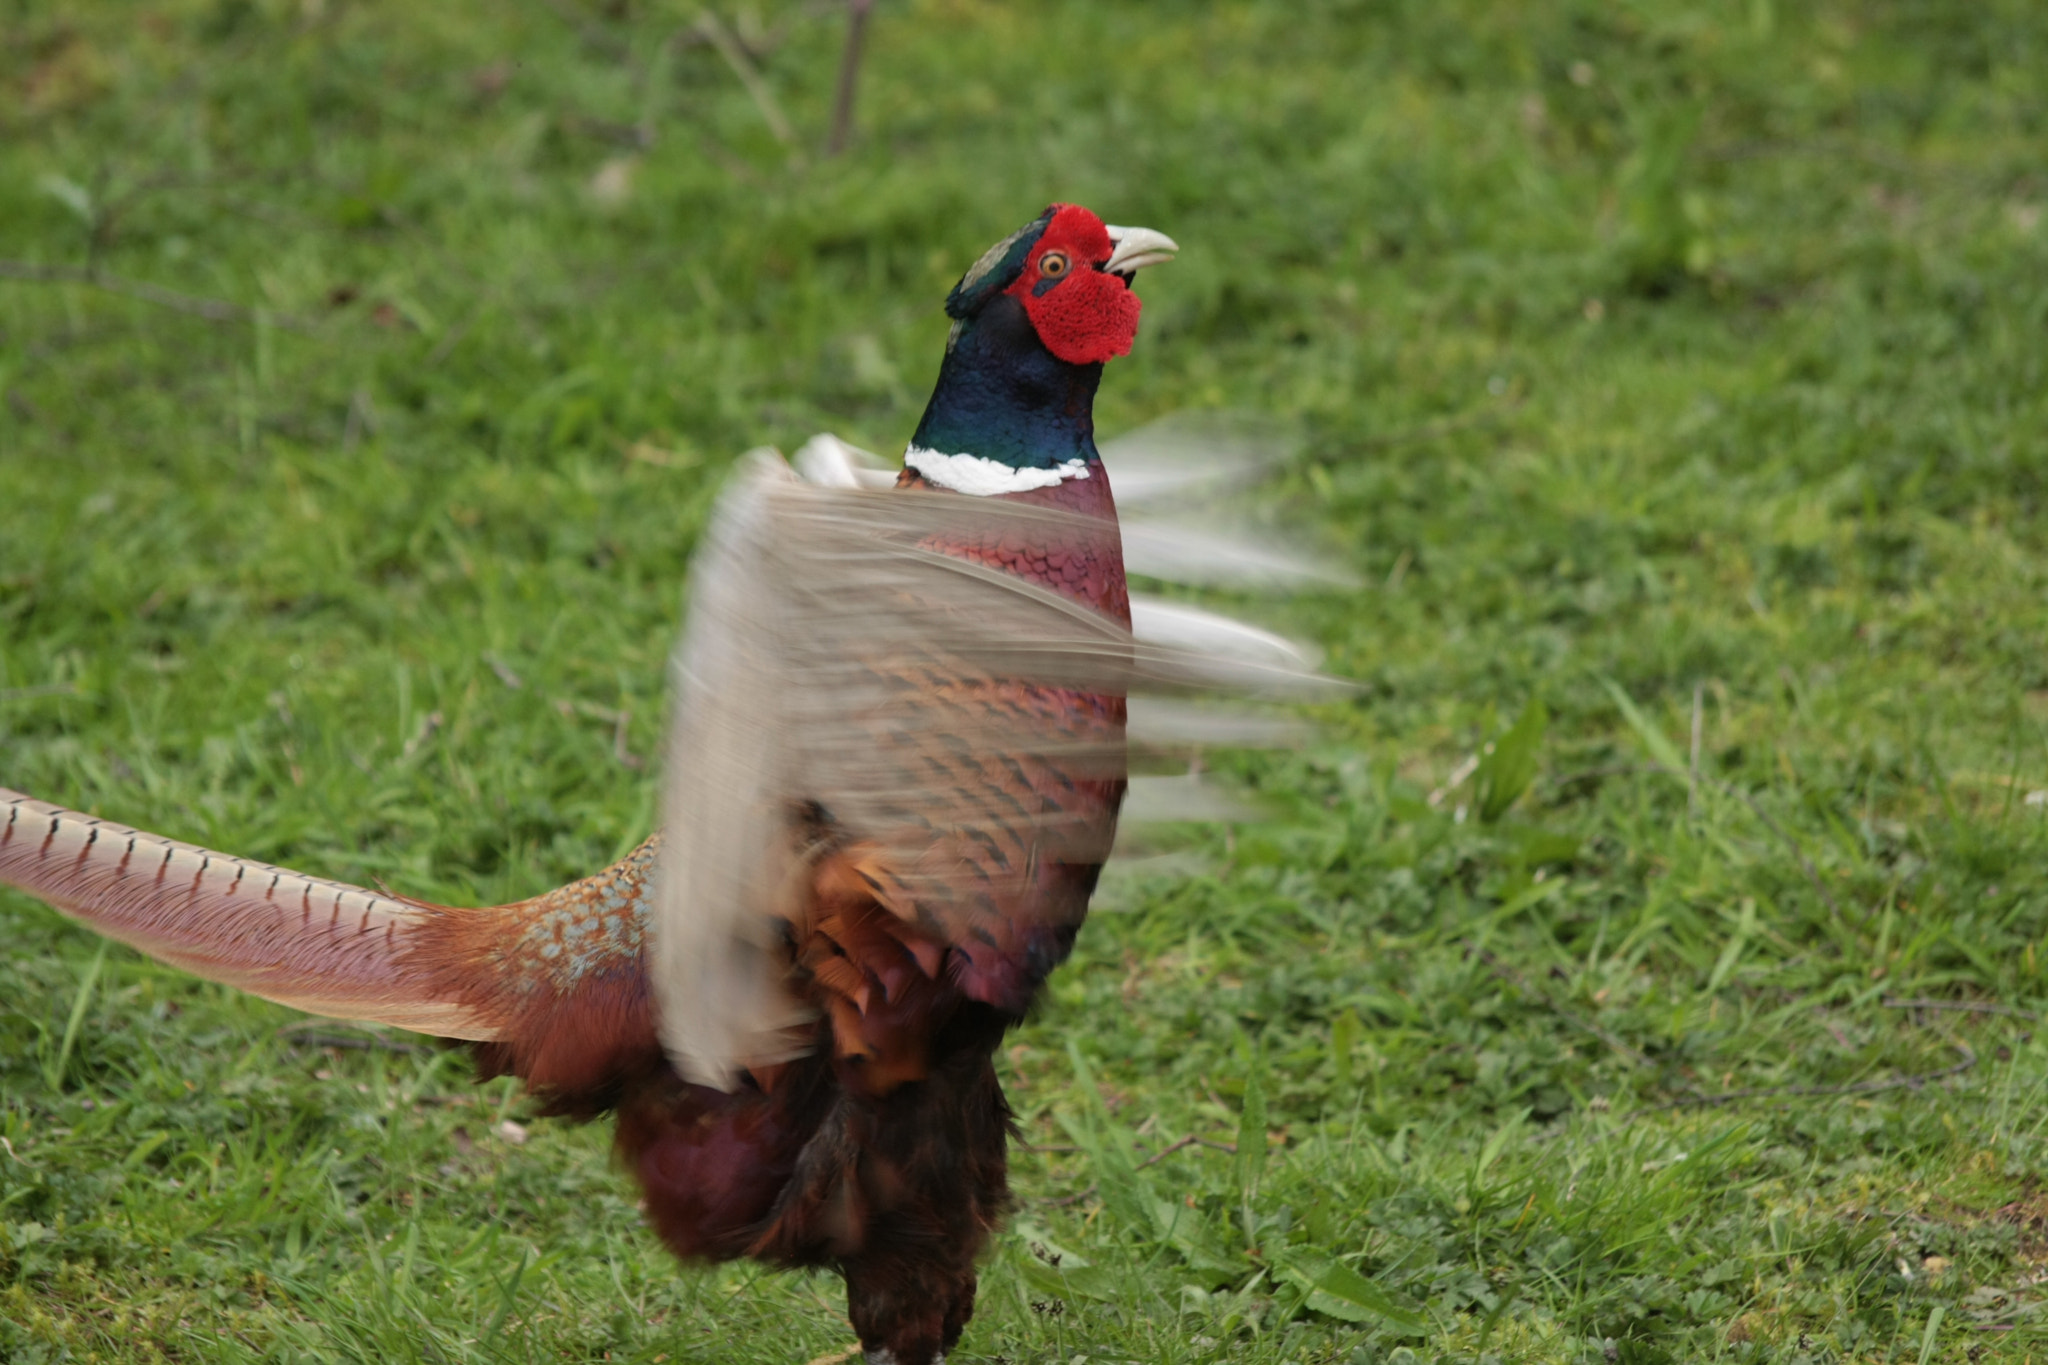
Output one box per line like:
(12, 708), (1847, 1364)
(0, 204), (1321, 1365)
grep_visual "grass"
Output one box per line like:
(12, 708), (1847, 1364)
(4, 0), (2048, 1360)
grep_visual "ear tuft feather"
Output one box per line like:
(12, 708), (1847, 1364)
(944, 206), (1056, 321)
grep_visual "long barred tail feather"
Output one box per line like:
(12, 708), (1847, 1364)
(1, 786), (665, 1108)
(0, 787), (502, 1038)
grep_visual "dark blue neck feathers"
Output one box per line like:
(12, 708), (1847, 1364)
(909, 294), (1103, 470)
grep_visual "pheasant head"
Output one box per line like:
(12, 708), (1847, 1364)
(906, 204), (1177, 495)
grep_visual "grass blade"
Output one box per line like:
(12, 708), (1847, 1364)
(44, 940), (108, 1093)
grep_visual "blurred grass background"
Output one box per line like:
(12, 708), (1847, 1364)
(4, 1), (2048, 1361)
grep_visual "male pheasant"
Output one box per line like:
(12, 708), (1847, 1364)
(0, 204), (1310, 1364)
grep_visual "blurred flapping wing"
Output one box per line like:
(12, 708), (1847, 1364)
(1102, 412), (1359, 590)
(652, 452), (1332, 1086)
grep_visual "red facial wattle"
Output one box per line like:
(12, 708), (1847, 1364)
(1005, 203), (1144, 366)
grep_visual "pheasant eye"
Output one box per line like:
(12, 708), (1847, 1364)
(1038, 251), (1070, 278)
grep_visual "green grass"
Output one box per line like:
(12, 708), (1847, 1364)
(4, 1), (2048, 1361)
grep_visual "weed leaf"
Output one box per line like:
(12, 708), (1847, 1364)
(1474, 696), (1547, 822)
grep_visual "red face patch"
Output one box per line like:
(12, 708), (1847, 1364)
(1005, 203), (1143, 366)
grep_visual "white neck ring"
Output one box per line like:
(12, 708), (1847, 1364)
(903, 445), (1091, 496)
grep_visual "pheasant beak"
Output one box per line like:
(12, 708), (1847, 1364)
(1103, 224), (1179, 280)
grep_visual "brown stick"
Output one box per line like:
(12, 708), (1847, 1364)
(826, 0), (875, 156)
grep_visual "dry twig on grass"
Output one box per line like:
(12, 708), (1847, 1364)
(826, 0), (875, 155)
(0, 259), (315, 331)
(1882, 996), (2038, 1022)
(1039, 1133), (1238, 1208)
(1627, 1042), (1977, 1120)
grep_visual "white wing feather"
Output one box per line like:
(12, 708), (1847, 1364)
(1099, 412), (1359, 588)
